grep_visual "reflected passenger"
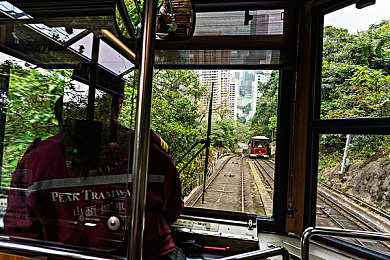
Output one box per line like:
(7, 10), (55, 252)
(4, 96), (185, 259)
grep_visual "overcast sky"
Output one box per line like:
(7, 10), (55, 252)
(324, 0), (390, 34)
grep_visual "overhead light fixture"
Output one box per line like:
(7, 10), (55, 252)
(356, 0), (376, 9)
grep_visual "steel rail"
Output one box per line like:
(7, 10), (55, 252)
(191, 156), (232, 207)
(259, 159), (275, 179)
(319, 201), (365, 247)
(261, 158), (275, 171)
(302, 227), (390, 260)
(254, 159), (274, 183)
(317, 190), (380, 232)
(319, 181), (390, 221)
(253, 159), (274, 189)
(317, 191), (390, 250)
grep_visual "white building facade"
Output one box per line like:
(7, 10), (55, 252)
(198, 70), (238, 120)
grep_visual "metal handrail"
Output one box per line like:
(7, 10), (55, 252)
(218, 246), (290, 260)
(128, 0), (157, 259)
(0, 240), (124, 260)
(301, 227), (390, 260)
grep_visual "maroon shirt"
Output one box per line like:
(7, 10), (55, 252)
(4, 131), (183, 259)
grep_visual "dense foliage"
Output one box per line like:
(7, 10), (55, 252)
(1, 65), (67, 184)
(251, 70), (279, 139)
(151, 70), (206, 161)
(1, 65), (207, 196)
(207, 119), (238, 152)
(319, 20), (390, 170)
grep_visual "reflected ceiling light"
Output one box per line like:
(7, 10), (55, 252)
(356, 0), (376, 9)
(101, 29), (136, 61)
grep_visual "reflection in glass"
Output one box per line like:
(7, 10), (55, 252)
(1, 67), (130, 251)
(194, 10), (284, 36)
(117, 0), (195, 40)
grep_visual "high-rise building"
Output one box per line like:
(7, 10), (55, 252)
(230, 78), (239, 120)
(251, 70), (272, 118)
(198, 70), (237, 120)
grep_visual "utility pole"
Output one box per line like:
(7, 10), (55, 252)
(340, 134), (351, 176)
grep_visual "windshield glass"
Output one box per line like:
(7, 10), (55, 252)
(0, 1), (136, 253)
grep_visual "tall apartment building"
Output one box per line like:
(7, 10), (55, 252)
(198, 70), (237, 120)
(230, 78), (239, 120)
(251, 70), (272, 118)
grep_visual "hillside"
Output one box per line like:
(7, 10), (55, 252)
(321, 158), (390, 210)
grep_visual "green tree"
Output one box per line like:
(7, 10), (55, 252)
(119, 69), (207, 161)
(237, 115), (246, 124)
(2, 65), (69, 184)
(319, 20), (390, 170)
(268, 116), (277, 141)
(149, 69), (207, 197)
(327, 66), (390, 118)
(235, 122), (251, 143)
(323, 26), (352, 64)
(242, 103), (251, 115)
(348, 20), (390, 73)
(251, 70), (279, 138)
(321, 61), (361, 117)
(207, 119), (238, 152)
(323, 21), (390, 74)
(150, 69), (206, 161)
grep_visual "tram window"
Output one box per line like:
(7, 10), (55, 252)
(311, 1), (390, 255)
(0, 62), (132, 252)
(1, 67), (67, 183)
(320, 0), (390, 119)
(180, 69), (279, 218)
(155, 49), (281, 66)
(254, 139), (266, 148)
(194, 10), (284, 36)
(316, 133), (390, 256)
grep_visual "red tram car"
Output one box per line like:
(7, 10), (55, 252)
(248, 136), (270, 158)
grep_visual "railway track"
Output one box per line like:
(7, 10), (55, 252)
(252, 159), (274, 199)
(185, 156), (266, 215)
(185, 155), (390, 252)
(317, 188), (390, 253)
(319, 181), (390, 222)
(191, 156), (244, 211)
(186, 156), (233, 207)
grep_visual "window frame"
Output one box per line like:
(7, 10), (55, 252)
(304, 0), (390, 258)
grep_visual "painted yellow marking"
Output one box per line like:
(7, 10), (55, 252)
(248, 161), (273, 217)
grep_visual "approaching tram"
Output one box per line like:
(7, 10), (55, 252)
(248, 136), (270, 158)
(0, 0), (389, 259)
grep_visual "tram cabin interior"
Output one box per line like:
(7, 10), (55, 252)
(0, 0), (390, 259)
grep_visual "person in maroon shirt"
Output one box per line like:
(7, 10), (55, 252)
(4, 97), (185, 259)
